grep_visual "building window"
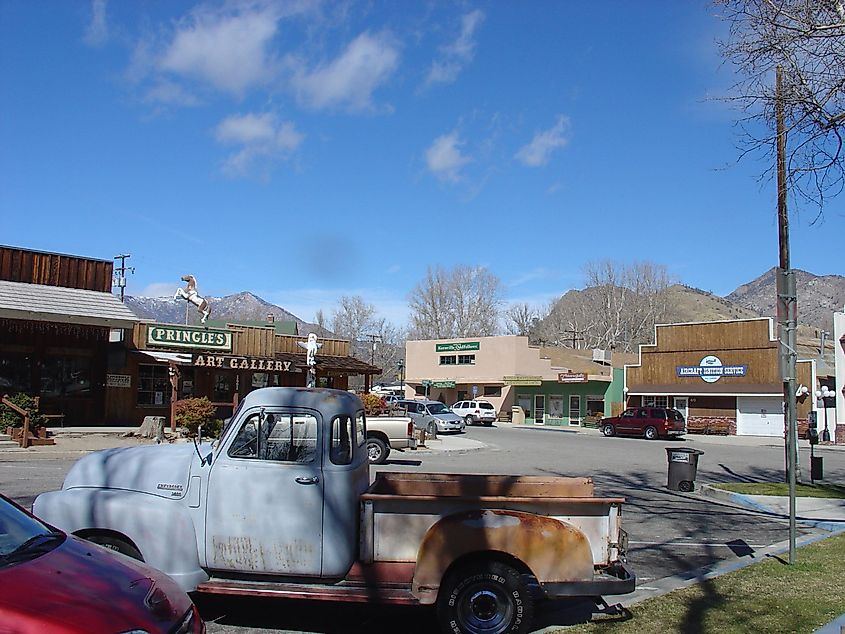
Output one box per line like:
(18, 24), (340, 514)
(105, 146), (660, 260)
(457, 354), (476, 365)
(415, 385), (427, 396)
(586, 396), (605, 417)
(138, 364), (170, 406)
(0, 355), (32, 393)
(483, 386), (502, 397)
(40, 356), (91, 398)
(439, 355), (456, 365)
(643, 396), (668, 408)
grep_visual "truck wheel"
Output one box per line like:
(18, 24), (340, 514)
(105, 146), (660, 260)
(84, 534), (143, 561)
(602, 423), (615, 437)
(437, 561), (533, 634)
(366, 437), (389, 464)
(465, 415), (474, 426)
(644, 425), (658, 440)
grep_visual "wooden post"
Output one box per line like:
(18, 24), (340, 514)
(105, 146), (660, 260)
(169, 364), (180, 432)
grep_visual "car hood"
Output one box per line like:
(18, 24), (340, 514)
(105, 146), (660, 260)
(0, 535), (193, 633)
(433, 412), (462, 422)
(62, 443), (212, 500)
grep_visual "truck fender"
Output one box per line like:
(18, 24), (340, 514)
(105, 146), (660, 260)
(411, 509), (594, 604)
(33, 489), (209, 593)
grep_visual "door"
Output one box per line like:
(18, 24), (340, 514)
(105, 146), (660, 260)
(533, 394), (545, 425)
(569, 395), (582, 426)
(673, 397), (688, 421)
(737, 397), (784, 436)
(206, 409), (324, 575)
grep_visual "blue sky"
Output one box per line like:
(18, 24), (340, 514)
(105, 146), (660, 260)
(1, 1), (842, 327)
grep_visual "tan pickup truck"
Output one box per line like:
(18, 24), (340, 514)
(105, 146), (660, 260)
(35, 387), (634, 634)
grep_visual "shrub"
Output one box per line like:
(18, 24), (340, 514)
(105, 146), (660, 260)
(360, 393), (387, 417)
(1, 393), (46, 428)
(174, 397), (216, 436)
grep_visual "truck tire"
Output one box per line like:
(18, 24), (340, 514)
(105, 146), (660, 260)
(437, 560), (533, 634)
(602, 423), (615, 437)
(366, 436), (389, 464)
(84, 534), (144, 562)
(644, 425), (658, 440)
(465, 415), (474, 427)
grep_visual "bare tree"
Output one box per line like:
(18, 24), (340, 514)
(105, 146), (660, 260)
(409, 265), (504, 339)
(536, 260), (673, 352)
(504, 303), (539, 336)
(314, 308), (327, 331)
(716, 0), (845, 215)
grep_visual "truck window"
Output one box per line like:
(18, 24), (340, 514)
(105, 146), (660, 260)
(229, 412), (318, 463)
(356, 412), (365, 447)
(331, 416), (353, 465)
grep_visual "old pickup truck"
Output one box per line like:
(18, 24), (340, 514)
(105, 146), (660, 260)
(34, 387), (634, 634)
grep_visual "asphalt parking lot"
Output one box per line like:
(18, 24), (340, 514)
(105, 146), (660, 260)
(1, 424), (843, 633)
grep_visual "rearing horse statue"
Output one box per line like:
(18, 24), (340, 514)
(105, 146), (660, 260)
(174, 275), (211, 324)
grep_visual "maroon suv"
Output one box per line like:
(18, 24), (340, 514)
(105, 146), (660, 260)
(601, 407), (686, 440)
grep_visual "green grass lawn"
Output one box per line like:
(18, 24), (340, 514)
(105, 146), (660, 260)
(556, 532), (845, 634)
(712, 482), (845, 498)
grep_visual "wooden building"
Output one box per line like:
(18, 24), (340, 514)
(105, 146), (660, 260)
(624, 318), (815, 437)
(0, 246), (139, 425)
(104, 321), (380, 426)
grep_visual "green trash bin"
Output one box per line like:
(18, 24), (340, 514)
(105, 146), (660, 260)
(666, 447), (704, 492)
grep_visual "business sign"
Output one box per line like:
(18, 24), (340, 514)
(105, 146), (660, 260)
(431, 381), (456, 388)
(558, 372), (587, 383)
(106, 374), (131, 388)
(193, 354), (298, 372)
(676, 355), (747, 384)
(503, 375), (543, 386)
(147, 325), (232, 352)
(435, 342), (480, 352)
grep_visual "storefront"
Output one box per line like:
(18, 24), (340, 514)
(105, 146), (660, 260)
(624, 318), (816, 437)
(404, 336), (629, 425)
(0, 246), (139, 425)
(833, 311), (844, 443)
(104, 321), (379, 426)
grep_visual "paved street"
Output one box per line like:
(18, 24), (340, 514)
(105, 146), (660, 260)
(1, 425), (843, 633)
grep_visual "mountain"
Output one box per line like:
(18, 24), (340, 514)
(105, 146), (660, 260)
(727, 268), (845, 335)
(125, 291), (333, 337)
(663, 285), (760, 323)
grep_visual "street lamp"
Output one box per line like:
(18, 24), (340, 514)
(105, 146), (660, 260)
(816, 386), (834, 442)
(397, 359), (405, 399)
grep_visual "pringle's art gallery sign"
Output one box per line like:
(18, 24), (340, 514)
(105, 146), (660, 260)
(147, 325), (232, 351)
(193, 354), (299, 372)
(676, 355), (747, 383)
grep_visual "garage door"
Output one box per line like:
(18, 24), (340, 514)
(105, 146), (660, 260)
(736, 397), (784, 436)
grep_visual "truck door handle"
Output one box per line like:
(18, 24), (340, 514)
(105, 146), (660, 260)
(295, 476), (320, 485)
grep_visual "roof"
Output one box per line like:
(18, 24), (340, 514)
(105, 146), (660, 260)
(0, 279), (139, 329)
(538, 346), (637, 375)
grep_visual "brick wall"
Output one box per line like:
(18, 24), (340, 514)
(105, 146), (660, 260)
(687, 416), (736, 436)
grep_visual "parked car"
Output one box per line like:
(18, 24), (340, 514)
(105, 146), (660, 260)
(451, 400), (497, 426)
(601, 407), (686, 440)
(397, 399), (466, 434)
(0, 493), (204, 633)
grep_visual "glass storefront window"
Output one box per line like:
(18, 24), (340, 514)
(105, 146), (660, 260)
(0, 356), (32, 393)
(138, 364), (170, 406)
(587, 397), (605, 417)
(40, 357), (91, 398)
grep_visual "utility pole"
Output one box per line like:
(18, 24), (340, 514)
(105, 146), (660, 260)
(364, 334), (381, 366)
(561, 328), (585, 349)
(775, 66), (799, 564)
(113, 254), (134, 303)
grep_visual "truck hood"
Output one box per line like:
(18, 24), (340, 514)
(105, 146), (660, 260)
(62, 443), (212, 500)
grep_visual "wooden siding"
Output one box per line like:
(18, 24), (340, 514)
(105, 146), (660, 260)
(0, 246), (112, 292)
(132, 323), (350, 358)
(628, 320), (780, 387)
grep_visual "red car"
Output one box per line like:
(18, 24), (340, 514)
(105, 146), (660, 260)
(601, 406), (687, 440)
(0, 493), (204, 634)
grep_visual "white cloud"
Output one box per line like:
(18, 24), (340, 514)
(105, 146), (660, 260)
(159, 5), (281, 95)
(291, 32), (399, 111)
(84, 0), (109, 47)
(144, 80), (200, 107)
(515, 115), (571, 167)
(140, 282), (179, 298)
(425, 131), (471, 182)
(508, 268), (553, 288)
(425, 10), (484, 86)
(386, 264), (401, 274)
(214, 112), (304, 177)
